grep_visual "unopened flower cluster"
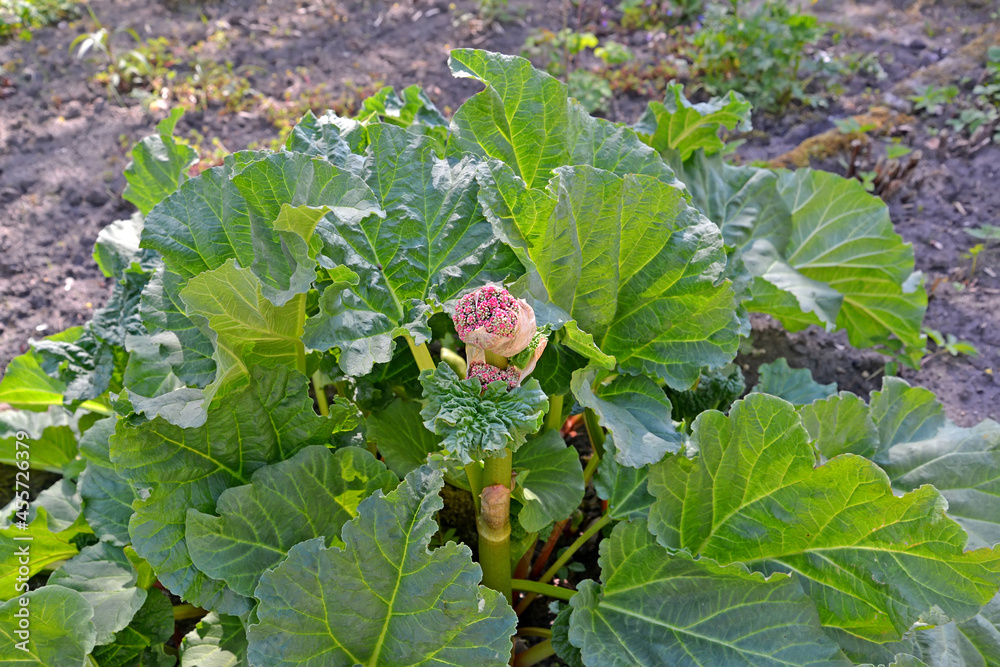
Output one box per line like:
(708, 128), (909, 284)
(455, 285), (547, 392)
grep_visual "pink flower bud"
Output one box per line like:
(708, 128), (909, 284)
(454, 285), (536, 357)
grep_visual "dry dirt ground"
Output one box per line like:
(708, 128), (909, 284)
(0, 0), (997, 424)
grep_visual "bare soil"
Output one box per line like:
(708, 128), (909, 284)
(0, 2), (997, 425)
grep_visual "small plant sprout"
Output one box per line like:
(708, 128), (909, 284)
(924, 327), (979, 359)
(965, 242), (986, 278)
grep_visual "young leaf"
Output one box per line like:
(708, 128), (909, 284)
(800, 391), (880, 460)
(302, 123), (521, 377)
(635, 83), (752, 161)
(480, 161), (740, 390)
(419, 362), (548, 465)
(179, 611), (248, 667)
(512, 428), (584, 533)
(110, 365), (339, 613)
(0, 586), (97, 666)
(647, 393), (1000, 641)
(568, 521), (848, 666)
(751, 357), (836, 405)
(247, 465), (518, 666)
(449, 49), (674, 188)
(47, 542), (148, 645)
(186, 445), (397, 597)
(0, 347), (66, 409)
(367, 398), (444, 478)
(571, 368), (681, 467)
(123, 107), (198, 215)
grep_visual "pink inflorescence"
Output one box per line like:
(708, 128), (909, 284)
(454, 286), (519, 341)
(467, 362), (520, 391)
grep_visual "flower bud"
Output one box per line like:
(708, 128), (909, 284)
(454, 285), (536, 357)
(467, 361), (520, 391)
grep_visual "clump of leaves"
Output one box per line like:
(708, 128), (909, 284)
(686, 0), (828, 112)
(0, 0), (78, 42)
(0, 50), (990, 667)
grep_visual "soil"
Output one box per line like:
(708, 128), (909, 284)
(1, 0), (998, 662)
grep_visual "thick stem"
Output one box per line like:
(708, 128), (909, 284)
(516, 513), (612, 615)
(546, 393), (564, 431)
(484, 349), (509, 369)
(311, 371), (329, 417)
(583, 408), (606, 459)
(404, 334), (435, 372)
(440, 347), (468, 378)
(172, 603), (206, 621)
(512, 579), (576, 601)
(516, 627), (553, 639)
(478, 449), (513, 604)
(513, 639), (556, 667)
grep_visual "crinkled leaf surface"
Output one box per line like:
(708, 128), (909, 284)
(78, 417), (137, 545)
(419, 362), (548, 464)
(677, 152), (926, 360)
(593, 453), (655, 521)
(0, 586), (96, 666)
(186, 445), (397, 597)
(47, 541), (147, 645)
(568, 521), (848, 667)
(871, 378), (946, 459)
(247, 465), (517, 667)
(571, 367), (680, 467)
(912, 593), (1000, 667)
(110, 365), (338, 613)
(285, 110), (365, 168)
(302, 122), (521, 376)
(751, 357), (836, 406)
(551, 605), (585, 667)
(480, 161), (739, 390)
(647, 393), (1000, 641)
(635, 83), (752, 161)
(123, 108), (198, 215)
(367, 398), (443, 478)
(512, 428), (584, 533)
(0, 406), (79, 473)
(663, 364), (745, 423)
(180, 611), (247, 667)
(180, 259), (305, 405)
(448, 49), (674, 188)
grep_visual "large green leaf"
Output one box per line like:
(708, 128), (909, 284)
(420, 362), (548, 464)
(0, 407), (79, 473)
(913, 593), (1000, 666)
(571, 368), (680, 467)
(47, 542), (147, 645)
(186, 445), (397, 597)
(0, 586), (96, 666)
(123, 108), (198, 215)
(512, 429), (584, 533)
(179, 612), (247, 667)
(78, 417), (137, 546)
(800, 391), (880, 460)
(678, 152), (927, 361)
(647, 393), (1000, 641)
(448, 49), (674, 188)
(110, 365), (339, 613)
(568, 521), (848, 666)
(0, 348), (66, 410)
(480, 161), (740, 389)
(302, 122), (521, 377)
(367, 398), (443, 478)
(635, 83), (752, 161)
(247, 465), (517, 666)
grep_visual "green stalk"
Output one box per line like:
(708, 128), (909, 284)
(404, 334), (435, 372)
(479, 448), (513, 604)
(582, 408), (606, 459)
(512, 579), (576, 601)
(311, 371), (329, 417)
(440, 346), (468, 378)
(582, 450), (601, 486)
(80, 399), (113, 416)
(173, 603), (206, 621)
(516, 513), (612, 615)
(513, 639), (556, 667)
(294, 295), (307, 375)
(546, 393), (564, 431)
(516, 627), (553, 639)
(465, 461), (484, 516)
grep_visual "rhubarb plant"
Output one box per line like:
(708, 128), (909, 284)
(0, 49), (996, 667)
